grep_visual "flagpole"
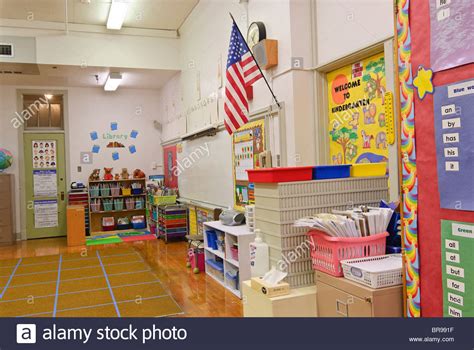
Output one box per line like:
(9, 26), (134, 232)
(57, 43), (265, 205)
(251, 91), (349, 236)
(229, 13), (281, 109)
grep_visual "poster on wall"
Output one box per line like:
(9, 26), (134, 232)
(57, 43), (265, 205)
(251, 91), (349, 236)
(33, 170), (57, 197)
(441, 220), (474, 317)
(433, 78), (474, 211)
(233, 119), (265, 209)
(163, 144), (178, 188)
(34, 199), (58, 228)
(430, 0), (474, 72)
(327, 52), (389, 165)
(32, 140), (57, 169)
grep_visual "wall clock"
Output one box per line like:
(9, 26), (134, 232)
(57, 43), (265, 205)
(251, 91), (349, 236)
(247, 21), (266, 51)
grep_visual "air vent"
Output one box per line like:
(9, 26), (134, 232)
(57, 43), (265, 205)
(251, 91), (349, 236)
(0, 43), (14, 57)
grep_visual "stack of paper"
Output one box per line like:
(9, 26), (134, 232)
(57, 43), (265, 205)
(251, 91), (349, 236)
(295, 206), (394, 238)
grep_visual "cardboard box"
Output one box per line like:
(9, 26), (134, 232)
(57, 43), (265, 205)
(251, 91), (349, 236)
(250, 277), (290, 297)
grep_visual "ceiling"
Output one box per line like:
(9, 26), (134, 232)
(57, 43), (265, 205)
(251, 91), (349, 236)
(0, 0), (199, 31)
(0, 63), (179, 89)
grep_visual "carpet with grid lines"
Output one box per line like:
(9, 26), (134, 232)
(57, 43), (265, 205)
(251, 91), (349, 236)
(0, 247), (182, 317)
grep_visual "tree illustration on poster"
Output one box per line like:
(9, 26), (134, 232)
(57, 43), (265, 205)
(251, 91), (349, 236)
(327, 52), (389, 165)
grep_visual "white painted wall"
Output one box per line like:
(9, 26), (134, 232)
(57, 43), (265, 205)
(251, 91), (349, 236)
(0, 85), (163, 238)
(315, 0), (394, 64)
(0, 26), (180, 70)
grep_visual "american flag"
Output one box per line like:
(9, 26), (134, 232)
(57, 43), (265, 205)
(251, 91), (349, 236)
(224, 22), (263, 135)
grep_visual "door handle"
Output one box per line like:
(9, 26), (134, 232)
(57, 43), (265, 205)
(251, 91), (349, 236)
(61, 192), (65, 201)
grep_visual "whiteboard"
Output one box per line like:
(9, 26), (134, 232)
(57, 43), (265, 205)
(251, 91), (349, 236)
(177, 130), (233, 208)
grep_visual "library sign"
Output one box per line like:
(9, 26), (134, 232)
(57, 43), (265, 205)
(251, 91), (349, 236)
(89, 122), (139, 161)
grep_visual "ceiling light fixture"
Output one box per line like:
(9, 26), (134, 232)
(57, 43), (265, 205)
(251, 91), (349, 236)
(106, 0), (130, 30)
(44, 94), (53, 100)
(104, 73), (122, 91)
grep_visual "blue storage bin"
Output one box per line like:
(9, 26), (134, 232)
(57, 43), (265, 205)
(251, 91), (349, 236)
(206, 230), (218, 250)
(132, 222), (147, 229)
(313, 165), (351, 180)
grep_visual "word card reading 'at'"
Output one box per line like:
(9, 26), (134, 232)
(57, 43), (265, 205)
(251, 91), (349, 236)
(443, 133), (459, 143)
(446, 251), (460, 263)
(441, 104), (457, 116)
(444, 147), (458, 158)
(446, 265), (464, 278)
(442, 118), (461, 129)
(447, 279), (465, 292)
(445, 161), (459, 171)
(445, 239), (459, 250)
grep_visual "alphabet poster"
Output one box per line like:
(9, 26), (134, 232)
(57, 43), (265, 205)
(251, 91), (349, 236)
(327, 52), (389, 165)
(233, 119), (265, 210)
(441, 220), (474, 317)
(430, 0), (474, 72)
(433, 78), (474, 211)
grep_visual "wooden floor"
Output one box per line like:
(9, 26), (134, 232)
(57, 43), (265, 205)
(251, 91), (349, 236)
(0, 237), (243, 317)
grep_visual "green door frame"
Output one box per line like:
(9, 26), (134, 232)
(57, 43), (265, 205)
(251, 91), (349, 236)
(17, 89), (69, 240)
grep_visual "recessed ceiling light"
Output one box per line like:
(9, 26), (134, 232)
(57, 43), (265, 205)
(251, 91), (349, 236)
(107, 0), (130, 30)
(104, 73), (122, 91)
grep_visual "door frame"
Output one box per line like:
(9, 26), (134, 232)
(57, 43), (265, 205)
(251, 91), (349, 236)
(16, 89), (70, 240)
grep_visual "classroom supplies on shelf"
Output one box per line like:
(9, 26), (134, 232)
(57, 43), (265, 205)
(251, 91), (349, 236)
(89, 185), (100, 197)
(100, 183), (111, 197)
(205, 258), (224, 281)
(230, 244), (239, 261)
(135, 197), (145, 209)
(225, 269), (239, 291)
(131, 215), (146, 229)
(102, 199), (113, 212)
(121, 184), (131, 196)
(187, 237), (205, 273)
(295, 206), (394, 238)
(131, 182), (143, 195)
(125, 198), (135, 210)
(113, 198), (124, 211)
(307, 230), (388, 277)
(116, 217), (131, 230)
(90, 198), (101, 213)
(102, 217), (115, 231)
(157, 204), (188, 243)
(110, 185), (120, 197)
(340, 254), (403, 289)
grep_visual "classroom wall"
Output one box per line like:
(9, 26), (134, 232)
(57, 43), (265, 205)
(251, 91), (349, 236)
(0, 85), (163, 238)
(315, 0), (394, 64)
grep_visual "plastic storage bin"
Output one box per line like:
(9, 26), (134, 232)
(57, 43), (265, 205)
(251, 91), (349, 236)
(205, 259), (224, 281)
(100, 184), (111, 197)
(312, 165), (351, 180)
(125, 198), (135, 210)
(89, 186), (100, 198)
(307, 230), (388, 277)
(102, 199), (113, 212)
(230, 246), (239, 261)
(135, 198), (145, 209)
(114, 199), (124, 211)
(206, 230), (218, 250)
(153, 195), (177, 205)
(350, 162), (387, 177)
(132, 187), (143, 195)
(225, 271), (239, 290)
(122, 187), (131, 196)
(90, 200), (101, 212)
(341, 254), (403, 288)
(247, 166), (314, 183)
(110, 186), (121, 197)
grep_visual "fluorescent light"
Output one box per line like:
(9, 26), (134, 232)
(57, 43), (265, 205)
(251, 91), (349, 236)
(104, 73), (122, 91)
(106, 0), (130, 30)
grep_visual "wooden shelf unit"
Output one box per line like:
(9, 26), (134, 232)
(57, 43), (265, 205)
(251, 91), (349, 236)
(88, 178), (147, 235)
(203, 221), (255, 298)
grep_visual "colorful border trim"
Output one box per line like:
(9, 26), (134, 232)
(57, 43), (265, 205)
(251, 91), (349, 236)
(397, 0), (421, 317)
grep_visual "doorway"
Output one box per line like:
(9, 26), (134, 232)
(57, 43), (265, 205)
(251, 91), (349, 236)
(21, 93), (67, 239)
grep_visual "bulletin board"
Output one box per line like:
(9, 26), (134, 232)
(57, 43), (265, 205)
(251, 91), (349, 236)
(163, 144), (178, 188)
(327, 52), (389, 165)
(232, 119), (265, 210)
(400, 0), (474, 317)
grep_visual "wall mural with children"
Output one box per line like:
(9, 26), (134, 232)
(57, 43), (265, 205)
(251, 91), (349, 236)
(89, 122), (139, 161)
(327, 52), (389, 165)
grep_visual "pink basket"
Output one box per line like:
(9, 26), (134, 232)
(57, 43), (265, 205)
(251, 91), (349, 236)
(111, 187), (120, 197)
(307, 230), (388, 277)
(230, 247), (239, 261)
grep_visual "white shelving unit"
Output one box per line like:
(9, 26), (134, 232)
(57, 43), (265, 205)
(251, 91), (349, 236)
(203, 221), (255, 298)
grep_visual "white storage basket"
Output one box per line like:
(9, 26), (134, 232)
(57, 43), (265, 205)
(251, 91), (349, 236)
(341, 254), (403, 289)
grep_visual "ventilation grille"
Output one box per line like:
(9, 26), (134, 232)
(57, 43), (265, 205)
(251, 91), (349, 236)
(0, 43), (13, 57)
